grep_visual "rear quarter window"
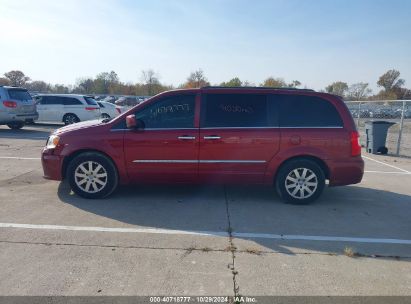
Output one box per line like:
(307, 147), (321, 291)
(279, 95), (343, 127)
(202, 94), (273, 128)
(84, 97), (98, 105)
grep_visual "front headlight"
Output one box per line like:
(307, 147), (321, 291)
(46, 135), (60, 149)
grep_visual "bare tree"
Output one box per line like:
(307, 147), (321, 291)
(141, 69), (160, 95)
(347, 82), (372, 100)
(184, 69), (209, 88)
(25, 81), (51, 93)
(0, 77), (11, 86)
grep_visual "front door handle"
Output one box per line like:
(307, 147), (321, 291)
(178, 136), (196, 140)
(204, 136), (221, 140)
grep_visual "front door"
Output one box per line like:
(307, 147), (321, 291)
(199, 93), (280, 184)
(124, 93), (199, 183)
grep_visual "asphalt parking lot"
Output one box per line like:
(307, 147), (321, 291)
(0, 124), (410, 296)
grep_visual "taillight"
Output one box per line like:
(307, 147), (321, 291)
(3, 100), (17, 108)
(85, 107), (99, 111)
(116, 107), (121, 114)
(350, 131), (361, 156)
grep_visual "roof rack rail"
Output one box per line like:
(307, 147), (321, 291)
(201, 86), (315, 91)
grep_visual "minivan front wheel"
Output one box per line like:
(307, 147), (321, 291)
(276, 159), (325, 204)
(67, 152), (118, 199)
(63, 113), (80, 125)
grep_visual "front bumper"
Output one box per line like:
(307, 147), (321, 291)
(41, 148), (64, 180)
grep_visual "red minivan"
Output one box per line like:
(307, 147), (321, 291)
(41, 87), (364, 204)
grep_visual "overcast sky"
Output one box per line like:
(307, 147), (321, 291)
(1, 0), (410, 91)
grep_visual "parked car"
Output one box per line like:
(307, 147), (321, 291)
(100, 96), (117, 104)
(97, 101), (123, 119)
(41, 87), (364, 204)
(115, 96), (140, 107)
(34, 94), (101, 125)
(0, 86), (38, 129)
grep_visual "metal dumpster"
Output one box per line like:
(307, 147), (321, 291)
(365, 121), (396, 154)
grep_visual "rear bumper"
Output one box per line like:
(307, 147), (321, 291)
(0, 112), (38, 123)
(328, 157), (364, 186)
(41, 148), (64, 181)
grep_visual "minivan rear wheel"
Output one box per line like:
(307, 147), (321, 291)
(63, 113), (80, 125)
(7, 122), (24, 130)
(67, 152), (118, 199)
(276, 159), (325, 204)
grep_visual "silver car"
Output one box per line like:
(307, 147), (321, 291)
(0, 86), (38, 129)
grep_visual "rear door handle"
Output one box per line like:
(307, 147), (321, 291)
(178, 136), (196, 140)
(204, 136), (221, 140)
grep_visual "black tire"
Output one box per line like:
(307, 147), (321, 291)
(101, 113), (110, 120)
(67, 152), (118, 199)
(378, 146), (388, 155)
(7, 122), (24, 129)
(63, 113), (80, 125)
(276, 159), (325, 205)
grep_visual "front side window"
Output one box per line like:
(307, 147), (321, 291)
(40, 96), (62, 105)
(135, 94), (195, 129)
(202, 94), (268, 128)
(279, 95), (343, 127)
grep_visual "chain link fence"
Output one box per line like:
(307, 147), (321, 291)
(345, 100), (411, 157)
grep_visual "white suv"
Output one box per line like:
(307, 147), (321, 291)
(34, 94), (101, 125)
(0, 86), (38, 129)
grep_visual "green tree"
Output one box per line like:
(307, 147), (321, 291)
(325, 81), (349, 97)
(220, 77), (243, 87)
(376, 69), (405, 99)
(377, 69), (404, 92)
(4, 70), (30, 87)
(288, 80), (301, 88)
(94, 71), (119, 94)
(75, 78), (94, 94)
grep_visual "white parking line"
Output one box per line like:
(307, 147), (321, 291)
(364, 170), (411, 175)
(363, 155), (410, 173)
(0, 157), (41, 160)
(1, 223), (411, 245)
(0, 136), (47, 139)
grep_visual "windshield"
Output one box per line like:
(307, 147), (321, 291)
(8, 89), (32, 101)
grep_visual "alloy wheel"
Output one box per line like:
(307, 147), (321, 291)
(74, 161), (108, 193)
(284, 167), (318, 199)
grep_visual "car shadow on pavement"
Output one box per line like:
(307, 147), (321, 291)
(0, 128), (52, 140)
(57, 182), (411, 259)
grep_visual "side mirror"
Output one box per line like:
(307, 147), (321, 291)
(126, 114), (145, 129)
